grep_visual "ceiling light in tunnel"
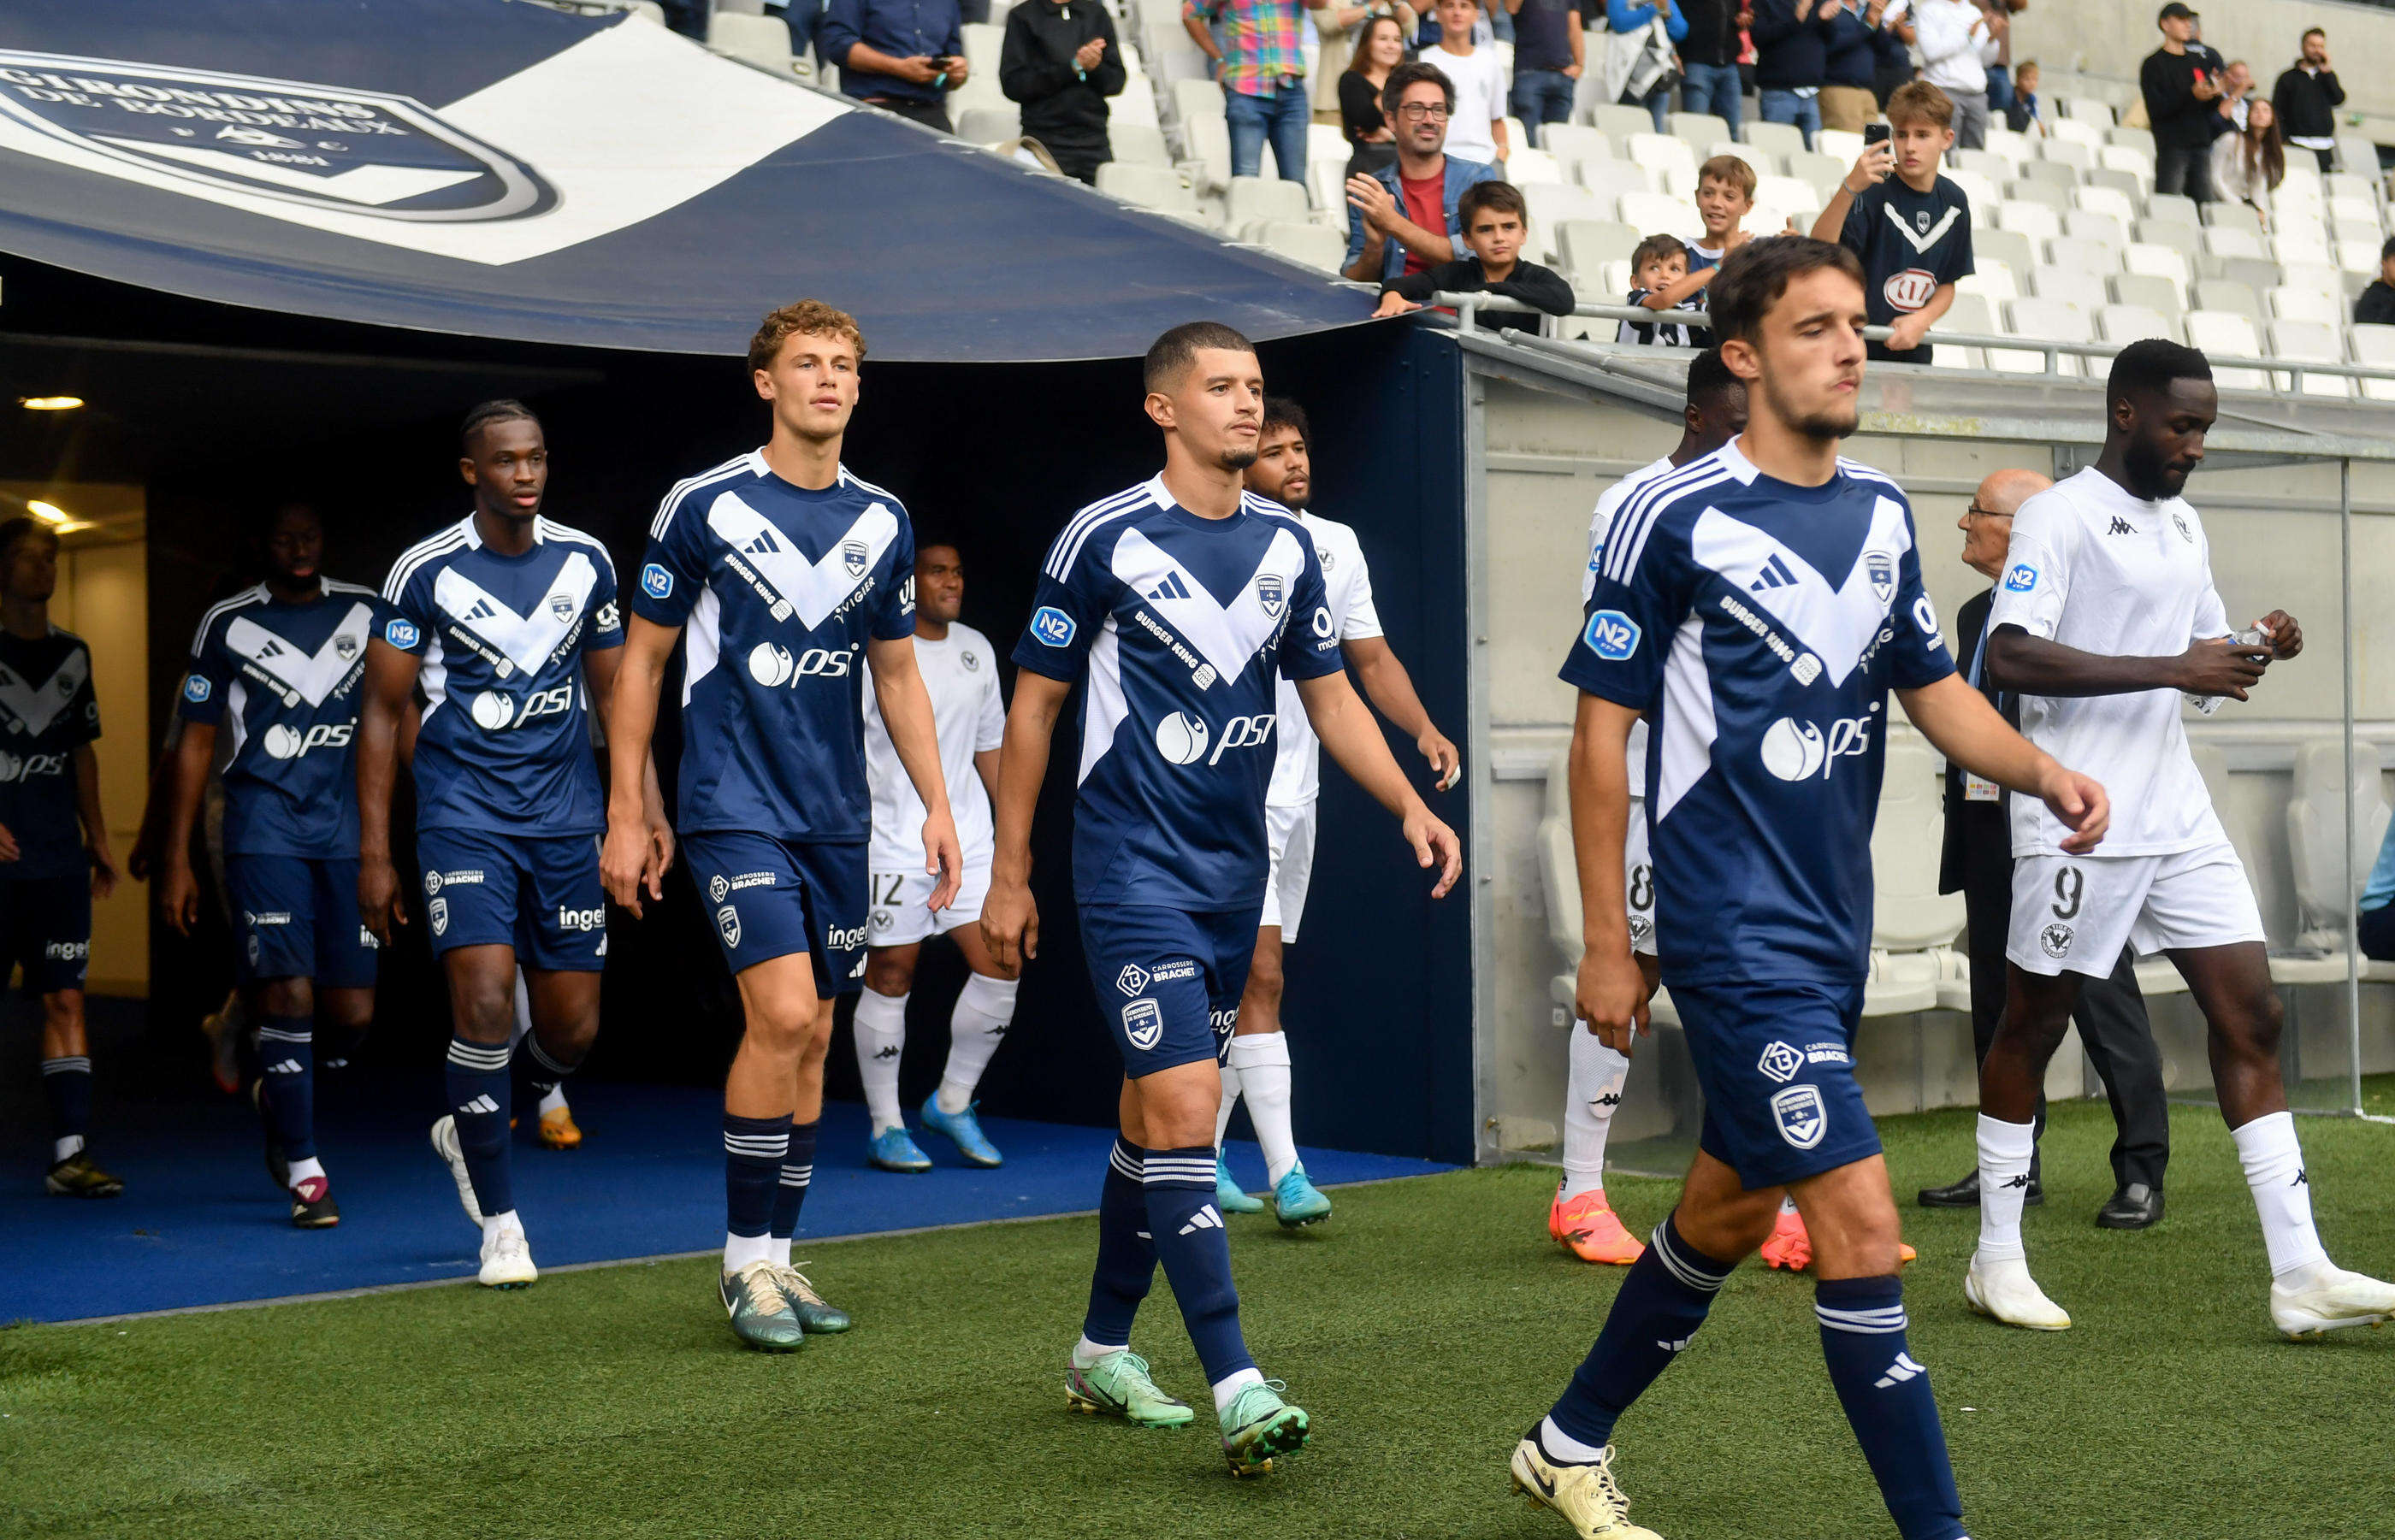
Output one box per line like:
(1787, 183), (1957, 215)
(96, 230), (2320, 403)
(20, 397), (84, 411)
(27, 501), (69, 524)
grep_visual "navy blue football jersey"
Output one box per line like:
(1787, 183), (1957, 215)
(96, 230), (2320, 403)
(381, 515), (622, 838)
(0, 627), (99, 882)
(632, 453), (917, 842)
(179, 581), (396, 858)
(1561, 442), (1954, 985)
(1013, 479), (1343, 912)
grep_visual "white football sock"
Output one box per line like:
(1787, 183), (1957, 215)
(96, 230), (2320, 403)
(1975, 1114), (2037, 1262)
(1562, 1029), (1629, 1201)
(1073, 1334), (1124, 1368)
(53, 1134), (85, 1163)
(723, 1230), (773, 1272)
(937, 973), (1016, 1114)
(1539, 1415), (1609, 1464)
(853, 987), (908, 1132)
(483, 1209), (523, 1243)
(1215, 1061), (1244, 1148)
(537, 1085), (568, 1117)
(2231, 1110), (2329, 1279)
(287, 1155), (326, 1189)
(767, 1235), (793, 1269)
(1210, 1366), (1266, 1414)
(1227, 1032), (1298, 1185)
(508, 969), (533, 1048)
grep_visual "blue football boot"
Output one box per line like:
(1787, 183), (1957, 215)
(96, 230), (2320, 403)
(1272, 1163), (1333, 1228)
(920, 1095), (1003, 1168)
(867, 1124), (932, 1173)
(1215, 1151), (1266, 1214)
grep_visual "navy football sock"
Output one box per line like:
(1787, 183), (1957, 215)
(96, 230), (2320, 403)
(257, 1014), (316, 1163)
(39, 1055), (92, 1160)
(518, 1032), (579, 1106)
(1817, 1275), (1966, 1540)
(1081, 1136), (1157, 1348)
(445, 1034), (515, 1216)
(1546, 1213), (1732, 1452)
(770, 1119), (819, 1240)
(1143, 1144), (1254, 1384)
(724, 1112), (790, 1242)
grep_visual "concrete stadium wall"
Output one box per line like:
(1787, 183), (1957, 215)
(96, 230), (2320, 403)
(2015, 0), (2395, 132)
(1472, 370), (2395, 1167)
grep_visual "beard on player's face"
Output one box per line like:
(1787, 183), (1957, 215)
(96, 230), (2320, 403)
(1761, 370), (1857, 445)
(2122, 435), (2186, 499)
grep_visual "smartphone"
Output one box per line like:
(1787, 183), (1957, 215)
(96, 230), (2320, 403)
(1864, 122), (1890, 147)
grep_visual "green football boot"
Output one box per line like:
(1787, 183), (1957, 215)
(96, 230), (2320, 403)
(774, 1261), (852, 1334)
(1215, 1151), (1266, 1215)
(1065, 1348), (1197, 1429)
(719, 1260), (806, 1352)
(1219, 1379), (1309, 1476)
(1272, 1163), (1333, 1228)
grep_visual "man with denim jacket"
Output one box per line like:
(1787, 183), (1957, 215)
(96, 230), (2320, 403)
(1342, 59), (1501, 282)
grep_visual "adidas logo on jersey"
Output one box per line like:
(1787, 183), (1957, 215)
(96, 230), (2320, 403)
(2108, 516), (2138, 535)
(1873, 1353), (1926, 1389)
(458, 1095), (500, 1115)
(743, 529), (781, 556)
(1148, 572), (1192, 601)
(1749, 554), (1799, 592)
(264, 1058), (304, 1076)
(464, 598), (500, 622)
(1178, 1205), (1224, 1235)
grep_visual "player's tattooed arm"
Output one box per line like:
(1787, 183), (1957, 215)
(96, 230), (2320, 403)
(1342, 634), (1461, 791)
(1897, 670), (2110, 854)
(156, 718), (220, 935)
(983, 670), (1072, 971)
(1984, 622), (2273, 701)
(1567, 693), (1648, 1054)
(73, 743), (115, 901)
(1294, 670), (1462, 898)
(866, 634), (963, 916)
(356, 637), (422, 944)
(600, 616), (678, 918)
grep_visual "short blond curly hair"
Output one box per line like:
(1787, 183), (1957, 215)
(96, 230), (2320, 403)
(749, 299), (866, 374)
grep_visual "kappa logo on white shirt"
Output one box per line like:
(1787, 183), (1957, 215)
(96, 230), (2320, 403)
(225, 604), (374, 708)
(0, 649), (88, 736)
(432, 554), (600, 677)
(705, 493), (899, 630)
(1690, 499), (1914, 688)
(1109, 525), (1304, 682)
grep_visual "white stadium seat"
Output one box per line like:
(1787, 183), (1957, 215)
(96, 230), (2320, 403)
(1579, 157), (1659, 206)
(1931, 291), (1994, 369)
(2110, 270), (2185, 315)
(1226, 175), (1310, 229)
(2352, 323), (2395, 401)
(1095, 161), (1198, 214)
(2098, 303), (2175, 345)
(1866, 734), (1965, 1016)
(1996, 200), (2061, 245)
(2269, 321), (2352, 396)
(1957, 259), (2018, 304)
(2005, 296), (2095, 375)
(1250, 219), (1345, 272)
(2268, 285), (2343, 328)
(2185, 310), (2271, 390)
(1627, 132), (1699, 192)
(1616, 190), (1703, 241)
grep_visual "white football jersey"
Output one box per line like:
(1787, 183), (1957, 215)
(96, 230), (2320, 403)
(863, 622), (1006, 873)
(1986, 466), (2236, 858)
(1267, 510), (1385, 808)
(1586, 457), (1676, 800)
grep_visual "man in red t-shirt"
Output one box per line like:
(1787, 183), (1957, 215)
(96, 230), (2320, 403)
(1340, 58), (1501, 282)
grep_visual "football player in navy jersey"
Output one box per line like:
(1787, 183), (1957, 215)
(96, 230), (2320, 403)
(358, 400), (667, 1290)
(0, 517), (120, 1199)
(1510, 240), (2111, 1540)
(982, 321), (1460, 1477)
(157, 504), (392, 1228)
(604, 302), (961, 1353)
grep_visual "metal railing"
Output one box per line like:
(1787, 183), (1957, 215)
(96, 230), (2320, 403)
(1434, 292), (2395, 396)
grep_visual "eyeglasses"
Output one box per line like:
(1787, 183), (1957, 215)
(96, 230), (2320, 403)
(1396, 103), (1450, 121)
(1963, 504), (2014, 521)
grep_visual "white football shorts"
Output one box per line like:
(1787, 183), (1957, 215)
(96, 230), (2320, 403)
(1258, 800), (1318, 941)
(866, 849), (991, 948)
(2007, 842), (2265, 977)
(1625, 798), (1658, 959)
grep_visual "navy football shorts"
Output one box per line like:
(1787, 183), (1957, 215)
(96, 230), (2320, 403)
(225, 854), (378, 988)
(1673, 978), (1883, 1189)
(683, 831), (867, 999)
(1079, 904), (1261, 1078)
(414, 829), (608, 973)
(0, 873), (91, 994)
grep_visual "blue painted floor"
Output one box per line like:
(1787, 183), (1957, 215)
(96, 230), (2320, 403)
(2, 1066), (1452, 1324)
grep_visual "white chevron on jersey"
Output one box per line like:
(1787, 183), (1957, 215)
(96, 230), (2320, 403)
(0, 649), (88, 736)
(1687, 494), (1913, 687)
(224, 602), (374, 708)
(704, 491), (899, 630)
(1881, 201), (1962, 254)
(1107, 524), (1304, 682)
(431, 552), (600, 676)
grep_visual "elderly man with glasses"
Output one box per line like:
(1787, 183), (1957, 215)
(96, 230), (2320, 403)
(1922, 468), (2173, 1231)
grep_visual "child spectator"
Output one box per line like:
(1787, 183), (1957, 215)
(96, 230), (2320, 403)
(1615, 233), (1704, 345)
(2004, 58), (2043, 134)
(1375, 180), (1575, 330)
(1810, 79), (1972, 363)
(1429, 0), (1510, 163)
(1615, 154), (1757, 339)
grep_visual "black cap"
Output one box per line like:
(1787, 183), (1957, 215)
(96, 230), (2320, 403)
(2158, 3), (2197, 20)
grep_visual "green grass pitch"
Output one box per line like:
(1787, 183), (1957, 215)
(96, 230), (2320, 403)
(6, 1083), (2393, 1539)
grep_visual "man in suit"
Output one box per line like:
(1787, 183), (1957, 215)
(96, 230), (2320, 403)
(1921, 467), (2172, 1230)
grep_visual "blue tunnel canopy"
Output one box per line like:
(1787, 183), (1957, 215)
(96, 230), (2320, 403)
(0, 0), (1369, 361)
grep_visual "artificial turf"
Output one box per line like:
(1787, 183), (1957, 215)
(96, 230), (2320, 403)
(5, 1083), (2394, 1540)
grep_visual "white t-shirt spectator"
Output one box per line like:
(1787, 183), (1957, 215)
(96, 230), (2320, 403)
(1910, 0), (1992, 95)
(1432, 44), (1507, 162)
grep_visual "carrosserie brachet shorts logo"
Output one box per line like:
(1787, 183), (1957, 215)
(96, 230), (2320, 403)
(0, 52), (556, 222)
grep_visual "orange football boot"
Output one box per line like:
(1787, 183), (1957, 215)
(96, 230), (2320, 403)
(539, 1105), (583, 1149)
(1758, 1206), (1916, 1271)
(1550, 1188), (1646, 1265)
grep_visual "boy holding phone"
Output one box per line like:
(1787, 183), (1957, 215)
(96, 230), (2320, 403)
(1810, 81), (1974, 364)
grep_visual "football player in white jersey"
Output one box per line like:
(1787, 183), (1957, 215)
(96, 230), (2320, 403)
(1972, 339), (2395, 1338)
(1212, 397), (1459, 1227)
(854, 540), (1015, 1172)
(1552, 349), (1746, 1267)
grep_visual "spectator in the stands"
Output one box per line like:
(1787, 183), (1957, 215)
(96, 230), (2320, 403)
(2215, 57), (2252, 133)
(1676, 0), (1743, 137)
(999, 0), (1125, 184)
(1184, 0), (1335, 183)
(1978, 0), (2022, 120)
(1343, 59), (1503, 281)
(2143, 2), (2223, 204)
(1427, 0), (1510, 163)
(1374, 181), (1576, 329)
(1813, 79), (1972, 363)
(2004, 56), (2043, 134)
(1506, 0), (1585, 150)
(1605, 0), (1688, 135)
(2354, 236), (2395, 328)
(1900, 0), (1994, 150)
(1617, 233), (1703, 345)
(1868, 0), (1914, 109)
(1820, 0), (1882, 133)
(2209, 97), (2283, 231)
(1750, 0), (1830, 151)
(820, 0), (968, 131)
(1340, 15), (1410, 177)
(2362, 811), (2395, 963)
(2272, 27), (2344, 174)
